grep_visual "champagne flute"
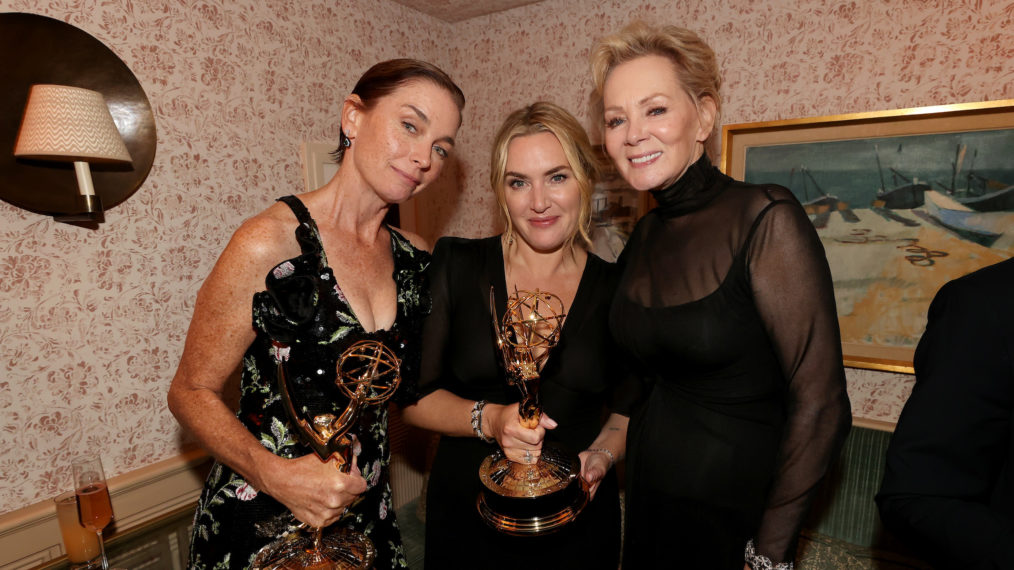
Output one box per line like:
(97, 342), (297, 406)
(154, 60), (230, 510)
(72, 455), (112, 570)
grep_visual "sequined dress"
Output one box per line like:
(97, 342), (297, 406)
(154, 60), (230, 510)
(187, 195), (430, 569)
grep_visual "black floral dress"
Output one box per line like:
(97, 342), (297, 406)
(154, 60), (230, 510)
(187, 196), (429, 569)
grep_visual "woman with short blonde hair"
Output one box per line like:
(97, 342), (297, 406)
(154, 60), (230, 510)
(591, 21), (850, 570)
(591, 21), (723, 157)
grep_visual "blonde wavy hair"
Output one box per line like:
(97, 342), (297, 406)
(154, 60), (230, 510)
(490, 102), (601, 250)
(590, 21), (722, 153)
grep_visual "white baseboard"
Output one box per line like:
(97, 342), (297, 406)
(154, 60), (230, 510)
(0, 448), (211, 570)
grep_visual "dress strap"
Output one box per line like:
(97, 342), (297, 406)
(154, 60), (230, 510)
(277, 195), (325, 257)
(736, 188), (798, 281)
(278, 194), (312, 223)
(741, 188), (796, 252)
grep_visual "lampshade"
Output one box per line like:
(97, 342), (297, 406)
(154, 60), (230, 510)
(14, 84), (131, 164)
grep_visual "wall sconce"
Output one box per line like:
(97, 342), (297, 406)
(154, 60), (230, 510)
(13, 84), (132, 223)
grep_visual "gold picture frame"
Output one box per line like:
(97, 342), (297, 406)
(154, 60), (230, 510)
(722, 100), (1014, 373)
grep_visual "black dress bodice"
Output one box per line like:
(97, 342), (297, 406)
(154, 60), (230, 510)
(611, 156), (851, 567)
(417, 236), (632, 569)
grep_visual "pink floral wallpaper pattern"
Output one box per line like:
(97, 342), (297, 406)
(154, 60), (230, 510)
(1, 0), (1011, 515)
(0, 0), (457, 514)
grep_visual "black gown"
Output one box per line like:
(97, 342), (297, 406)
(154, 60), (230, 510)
(611, 156), (851, 568)
(417, 236), (632, 569)
(187, 196), (429, 569)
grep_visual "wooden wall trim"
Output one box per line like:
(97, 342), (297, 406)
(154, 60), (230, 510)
(0, 448), (210, 569)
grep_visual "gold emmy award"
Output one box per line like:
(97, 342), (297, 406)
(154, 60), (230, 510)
(253, 340), (401, 570)
(477, 288), (589, 535)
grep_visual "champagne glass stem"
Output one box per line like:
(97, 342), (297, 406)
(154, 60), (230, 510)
(96, 529), (109, 570)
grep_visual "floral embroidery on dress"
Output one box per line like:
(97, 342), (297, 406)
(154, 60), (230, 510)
(270, 342), (290, 363)
(187, 196), (430, 568)
(272, 261), (295, 279)
(236, 483), (258, 501)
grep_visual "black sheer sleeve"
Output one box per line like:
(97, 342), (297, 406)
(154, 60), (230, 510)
(746, 189), (852, 562)
(610, 159), (851, 567)
(418, 237), (456, 398)
(877, 261), (1014, 569)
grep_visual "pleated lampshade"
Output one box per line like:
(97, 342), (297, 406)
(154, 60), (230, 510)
(14, 84), (131, 164)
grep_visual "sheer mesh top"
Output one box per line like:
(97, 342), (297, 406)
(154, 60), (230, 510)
(610, 155), (851, 564)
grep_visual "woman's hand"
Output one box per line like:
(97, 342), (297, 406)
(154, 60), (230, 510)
(484, 402), (557, 464)
(577, 413), (628, 500)
(261, 453), (368, 529)
(578, 450), (613, 499)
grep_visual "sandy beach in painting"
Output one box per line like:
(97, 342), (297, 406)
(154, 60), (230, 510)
(816, 207), (1014, 350)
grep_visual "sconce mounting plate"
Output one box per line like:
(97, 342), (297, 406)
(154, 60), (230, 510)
(0, 12), (156, 221)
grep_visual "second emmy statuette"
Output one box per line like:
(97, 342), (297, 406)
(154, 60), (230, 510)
(477, 288), (589, 535)
(253, 340), (401, 570)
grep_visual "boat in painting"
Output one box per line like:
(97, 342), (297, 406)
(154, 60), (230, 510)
(957, 175), (1014, 212)
(937, 145), (1014, 212)
(872, 144), (930, 209)
(792, 166), (860, 228)
(916, 190), (1004, 247)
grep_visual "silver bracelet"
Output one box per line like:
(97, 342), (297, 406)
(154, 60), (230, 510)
(587, 447), (615, 467)
(470, 400), (494, 443)
(745, 539), (793, 570)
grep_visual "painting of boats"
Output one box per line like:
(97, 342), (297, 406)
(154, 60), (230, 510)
(740, 127), (1014, 358)
(937, 144), (1014, 212)
(791, 167), (860, 227)
(917, 190), (1006, 248)
(873, 144), (930, 209)
(959, 183), (1014, 211)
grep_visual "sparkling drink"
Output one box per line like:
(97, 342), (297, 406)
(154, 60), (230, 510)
(76, 483), (112, 532)
(54, 492), (101, 565)
(72, 455), (111, 570)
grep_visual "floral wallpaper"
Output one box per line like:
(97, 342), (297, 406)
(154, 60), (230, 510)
(0, 0), (456, 514)
(1, 0), (1011, 515)
(392, 0), (546, 22)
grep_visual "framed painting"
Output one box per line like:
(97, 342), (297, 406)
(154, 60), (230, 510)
(589, 146), (654, 262)
(722, 100), (1014, 373)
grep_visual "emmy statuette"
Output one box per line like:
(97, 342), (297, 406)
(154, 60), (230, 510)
(477, 288), (589, 536)
(253, 340), (401, 569)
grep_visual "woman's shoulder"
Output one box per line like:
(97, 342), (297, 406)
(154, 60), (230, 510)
(224, 201), (301, 267)
(715, 178), (808, 229)
(388, 226), (430, 253)
(583, 248), (623, 293)
(585, 248), (616, 271)
(433, 235), (499, 258)
(722, 177), (799, 208)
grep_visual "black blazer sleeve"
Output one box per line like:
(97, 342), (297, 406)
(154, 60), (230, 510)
(876, 259), (1014, 569)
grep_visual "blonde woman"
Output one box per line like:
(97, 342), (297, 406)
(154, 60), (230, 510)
(403, 102), (630, 569)
(590, 22), (851, 569)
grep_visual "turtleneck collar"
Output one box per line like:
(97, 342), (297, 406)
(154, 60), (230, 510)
(650, 153), (724, 218)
